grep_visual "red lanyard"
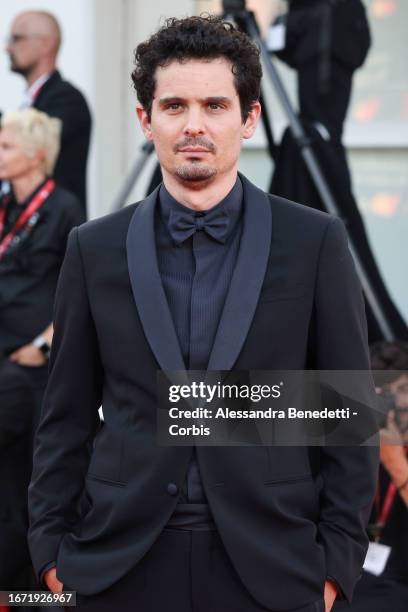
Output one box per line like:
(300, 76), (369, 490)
(0, 179), (55, 260)
(376, 446), (408, 527)
(31, 81), (45, 101)
(376, 482), (397, 526)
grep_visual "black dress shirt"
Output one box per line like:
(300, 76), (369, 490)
(156, 177), (243, 528)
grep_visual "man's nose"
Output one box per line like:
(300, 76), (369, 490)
(183, 108), (205, 136)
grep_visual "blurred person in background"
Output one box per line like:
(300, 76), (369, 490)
(270, 0), (407, 342)
(274, 0), (371, 144)
(0, 108), (84, 430)
(4, 10), (92, 216)
(335, 341), (408, 611)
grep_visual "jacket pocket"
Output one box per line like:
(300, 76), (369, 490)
(258, 282), (305, 303)
(85, 474), (126, 487)
(264, 474), (313, 486)
(86, 423), (126, 484)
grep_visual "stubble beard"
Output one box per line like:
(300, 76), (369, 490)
(9, 57), (35, 78)
(175, 161), (217, 184)
(172, 136), (218, 185)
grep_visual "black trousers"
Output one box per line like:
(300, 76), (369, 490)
(65, 529), (325, 612)
(333, 572), (408, 612)
(19, 363), (49, 432)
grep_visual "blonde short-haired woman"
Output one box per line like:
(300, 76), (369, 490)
(1, 108), (61, 176)
(0, 107), (84, 591)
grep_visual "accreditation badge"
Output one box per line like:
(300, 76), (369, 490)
(363, 542), (392, 576)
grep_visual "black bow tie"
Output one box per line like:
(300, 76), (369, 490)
(168, 205), (230, 246)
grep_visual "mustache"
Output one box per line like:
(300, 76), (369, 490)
(174, 137), (216, 153)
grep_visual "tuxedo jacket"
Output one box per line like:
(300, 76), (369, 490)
(34, 71), (91, 214)
(28, 174), (378, 611)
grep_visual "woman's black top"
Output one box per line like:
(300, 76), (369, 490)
(0, 180), (84, 356)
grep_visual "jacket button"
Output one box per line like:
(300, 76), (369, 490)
(167, 483), (178, 496)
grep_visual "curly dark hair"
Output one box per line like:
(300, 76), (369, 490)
(131, 15), (262, 122)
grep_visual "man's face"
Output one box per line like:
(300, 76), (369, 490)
(137, 58), (260, 187)
(6, 15), (43, 76)
(0, 127), (39, 181)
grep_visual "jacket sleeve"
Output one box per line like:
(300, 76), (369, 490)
(28, 227), (103, 582)
(313, 217), (379, 602)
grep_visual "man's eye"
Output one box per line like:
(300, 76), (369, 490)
(208, 103), (222, 110)
(166, 103), (182, 111)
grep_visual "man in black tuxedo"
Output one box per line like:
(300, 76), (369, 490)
(28, 15), (378, 612)
(5, 10), (91, 215)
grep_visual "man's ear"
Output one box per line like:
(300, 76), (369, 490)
(242, 101), (262, 140)
(41, 36), (55, 56)
(136, 105), (153, 141)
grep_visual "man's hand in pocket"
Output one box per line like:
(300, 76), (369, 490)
(44, 567), (63, 594)
(324, 579), (338, 612)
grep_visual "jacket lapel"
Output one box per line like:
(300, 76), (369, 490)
(126, 174), (272, 374)
(33, 71), (61, 107)
(126, 186), (186, 371)
(207, 174), (272, 371)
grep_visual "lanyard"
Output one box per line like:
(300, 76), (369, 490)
(31, 80), (46, 101)
(373, 446), (408, 537)
(0, 179), (55, 260)
(376, 482), (397, 527)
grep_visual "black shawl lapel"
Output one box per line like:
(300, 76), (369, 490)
(126, 186), (186, 372)
(126, 174), (272, 375)
(207, 174), (272, 371)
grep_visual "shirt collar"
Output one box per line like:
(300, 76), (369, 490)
(20, 73), (51, 108)
(159, 176), (243, 244)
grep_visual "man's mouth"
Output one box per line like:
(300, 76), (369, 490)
(178, 148), (210, 153)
